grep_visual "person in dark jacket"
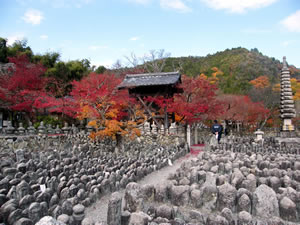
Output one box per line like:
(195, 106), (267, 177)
(211, 120), (223, 143)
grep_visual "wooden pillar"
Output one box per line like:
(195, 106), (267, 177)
(194, 125), (198, 145)
(187, 124), (191, 148)
(164, 106), (168, 132)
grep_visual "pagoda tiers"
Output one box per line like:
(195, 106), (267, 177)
(280, 56), (296, 131)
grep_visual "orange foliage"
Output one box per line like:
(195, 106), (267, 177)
(199, 67), (224, 85)
(71, 73), (145, 141)
(199, 73), (207, 80)
(290, 78), (300, 100)
(174, 113), (184, 123)
(211, 67), (224, 77)
(273, 83), (280, 92)
(249, 76), (270, 89)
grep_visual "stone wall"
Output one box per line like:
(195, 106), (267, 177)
(0, 134), (187, 225)
(118, 137), (300, 225)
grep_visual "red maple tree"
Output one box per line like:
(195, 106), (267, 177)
(69, 72), (144, 140)
(145, 75), (222, 125)
(0, 55), (47, 112)
(218, 94), (269, 129)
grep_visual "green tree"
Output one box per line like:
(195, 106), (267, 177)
(66, 59), (91, 80)
(7, 39), (33, 59)
(95, 65), (106, 74)
(32, 52), (60, 68)
(0, 37), (8, 63)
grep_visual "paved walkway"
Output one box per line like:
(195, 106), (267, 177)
(85, 147), (201, 223)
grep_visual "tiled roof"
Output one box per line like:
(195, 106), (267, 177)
(118, 72), (181, 89)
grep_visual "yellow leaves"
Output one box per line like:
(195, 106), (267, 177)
(199, 73), (207, 80)
(88, 120), (98, 128)
(273, 83), (280, 92)
(290, 78), (300, 100)
(78, 105), (93, 120)
(88, 119), (141, 141)
(198, 67), (223, 85)
(249, 76), (270, 89)
(105, 108), (118, 119)
(211, 67), (224, 78)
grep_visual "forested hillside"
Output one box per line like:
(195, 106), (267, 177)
(162, 47), (300, 94)
(1, 38), (299, 95)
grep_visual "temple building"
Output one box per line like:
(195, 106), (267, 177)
(118, 72), (182, 130)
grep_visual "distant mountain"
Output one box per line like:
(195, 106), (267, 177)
(162, 47), (300, 94)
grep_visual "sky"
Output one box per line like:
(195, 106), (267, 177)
(1, 0), (300, 68)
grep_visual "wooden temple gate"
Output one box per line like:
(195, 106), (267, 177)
(118, 72), (182, 132)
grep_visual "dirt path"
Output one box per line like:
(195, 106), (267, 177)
(85, 153), (198, 224)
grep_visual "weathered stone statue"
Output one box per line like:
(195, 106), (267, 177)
(17, 122), (26, 135)
(5, 121), (15, 134)
(55, 124), (61, 134)
(47, 124), (54, 134)
(27, 121), (36, 134)
(144, 122), (151, 135)
(169, 122), (177, 135)
(62, 122), (70, 134)
(38, 121), (46, 135)
(151, 121), (157, 135)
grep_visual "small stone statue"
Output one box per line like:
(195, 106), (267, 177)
(169, 122), (177, 135)
(151, 121), (157, 135)
(5, 121), (15, 134)
(62, 122), (70, 134)
(27, 121), (36, 134)
(85, 123), (94, 133)
(55, 125), (61, 134)
(17, 122), (26, 135)
(144, 122), (151, 135)
(38, 121), (46, 135)
(46, 124), (54, 134)
(72, 124), (78, 134)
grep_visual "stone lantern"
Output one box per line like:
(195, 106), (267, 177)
(254, 129), (264, 141)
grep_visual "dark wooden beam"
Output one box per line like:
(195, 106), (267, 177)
(137, 95), (160, 126)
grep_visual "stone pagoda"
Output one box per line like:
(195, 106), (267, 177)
(280, 56), (296, 134)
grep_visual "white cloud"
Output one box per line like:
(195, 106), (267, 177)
(22, 9), (44, 25)
(88, 45), (108, 51)
(200, 0), (278, 13)
(160, 0), (191, 13)
(7, 34), (25, 46)
(130, 36), (140, 41)
(281, 10), (300, 32)
(40, 34), (48, 40)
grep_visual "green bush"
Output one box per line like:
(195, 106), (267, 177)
(34, 115), (64, 129)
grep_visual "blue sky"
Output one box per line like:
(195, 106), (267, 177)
(1, 0), (300, 68)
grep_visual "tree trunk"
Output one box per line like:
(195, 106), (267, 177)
(115, 133), (123, 152)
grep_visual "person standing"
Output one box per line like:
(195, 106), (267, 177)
(211, 120), (223, 143)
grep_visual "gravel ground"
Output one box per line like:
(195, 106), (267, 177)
(85, 153), (197, 224)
